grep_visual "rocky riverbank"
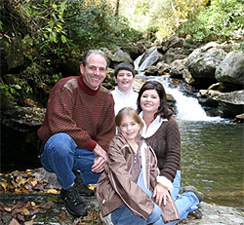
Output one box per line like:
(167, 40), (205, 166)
(0, 168), (243, 225)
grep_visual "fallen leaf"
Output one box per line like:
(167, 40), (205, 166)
(26, 169), (32, 175)
(8, 218), (20, 225)
(40, 201), (55, 209)
(25, 220), (34, 225)
(30, 201), (35, 207)
(30, 180), (38, 187)
(16, 214), (25, 222)
(59, 210), (67, 221)
(12, 202), (30, 215)
(47, 189), (59, 194)
(1, 181), (7, 190)
(16, 177), (26, 186)
(4, 205), (13, 212)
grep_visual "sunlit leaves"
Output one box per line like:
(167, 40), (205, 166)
(178, 0), (244, 42)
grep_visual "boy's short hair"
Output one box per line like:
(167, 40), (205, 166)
(114, 62), (135, 78)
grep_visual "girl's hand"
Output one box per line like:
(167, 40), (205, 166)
(153, 183), (170, 206)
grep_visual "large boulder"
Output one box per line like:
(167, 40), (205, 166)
(163, 47), (188, 64)
(215, 51), (244, 86)
(169, 59), (196, 84)
(101, 47), (133, 68)
(186, 42), (227, 86)
(198, 89), (244, 118)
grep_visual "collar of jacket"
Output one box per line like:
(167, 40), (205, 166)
(78, 75), (100, 96)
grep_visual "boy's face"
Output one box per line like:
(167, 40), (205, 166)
(114, 70), (135, 93)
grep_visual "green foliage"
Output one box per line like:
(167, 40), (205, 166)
(0, 77), (21, 103)
(64, 0), (141, 51)
(177, 0), (244, 43)
(1, 0), (142, 104)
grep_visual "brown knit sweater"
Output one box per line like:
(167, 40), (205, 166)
(37, 75), (116, 151)
(145, 118), (181, 182)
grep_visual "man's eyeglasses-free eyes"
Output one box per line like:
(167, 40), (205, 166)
(87, 65), (107, 73)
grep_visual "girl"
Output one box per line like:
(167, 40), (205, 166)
(96, 107), (179, 225)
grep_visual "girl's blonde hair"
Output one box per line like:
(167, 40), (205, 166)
(115, 107), (144, 135)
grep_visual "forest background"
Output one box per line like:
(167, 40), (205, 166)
(1, 0), (244, 108)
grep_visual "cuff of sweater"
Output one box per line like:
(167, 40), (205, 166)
(157, 176), (173, 193)
(86, 139), (97, 151)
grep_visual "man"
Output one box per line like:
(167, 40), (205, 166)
(111, 62), (138, 115)
(37, 50), (116, 217)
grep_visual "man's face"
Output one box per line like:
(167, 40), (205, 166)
(80, 53), (107, 90)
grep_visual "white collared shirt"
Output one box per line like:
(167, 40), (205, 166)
(111, 86), (138, 115)
(139, 112), (168, 138)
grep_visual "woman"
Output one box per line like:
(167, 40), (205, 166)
(96, 107), (179, 225)
(137, 81), (203, 222)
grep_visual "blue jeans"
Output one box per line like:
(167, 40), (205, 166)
(172, 170), (181, 201)
(111, 170), (199, 225)
(111, 170), (164, 225)
(40, 133), (102, 189)
(169, 170), (199, 224)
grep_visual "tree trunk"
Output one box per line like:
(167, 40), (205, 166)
(170, 0), (179, 27)
(115, 0), (120, 16)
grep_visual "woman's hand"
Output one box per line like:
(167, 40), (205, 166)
(153, 183), (171, 206)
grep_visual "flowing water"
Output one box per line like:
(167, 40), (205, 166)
(144, 76), (244, 208)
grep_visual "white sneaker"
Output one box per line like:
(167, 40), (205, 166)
(100, 212), (114, 225)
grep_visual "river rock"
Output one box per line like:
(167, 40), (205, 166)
(198, 89), (244, 118)
(215, 50), (244, 86)
(186, 42), (227, 82)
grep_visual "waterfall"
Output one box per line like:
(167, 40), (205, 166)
(146, 77), (222, 121)
(134, 48), (159, 75)
(134, 51), (223, 121)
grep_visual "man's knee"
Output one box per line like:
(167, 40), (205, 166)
(45, 133), (76, 157)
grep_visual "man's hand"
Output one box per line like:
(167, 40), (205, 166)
(92, 144), (107, 173)
(92, 156), (106, 173)
(153, 183), (170, 206)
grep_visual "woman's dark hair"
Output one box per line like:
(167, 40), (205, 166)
(137, 81), (172, 120)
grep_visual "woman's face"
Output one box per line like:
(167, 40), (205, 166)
(140, 89), (160, 114)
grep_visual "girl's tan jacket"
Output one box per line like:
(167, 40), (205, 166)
(96, 134), (159, 220)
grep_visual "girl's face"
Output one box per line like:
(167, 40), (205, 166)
(114, 70), (135, 93)
(118, 116), (141, 142)
(140, 89), (160, 114)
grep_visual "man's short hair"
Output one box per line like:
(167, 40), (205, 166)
(82, 50), (110, 68)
